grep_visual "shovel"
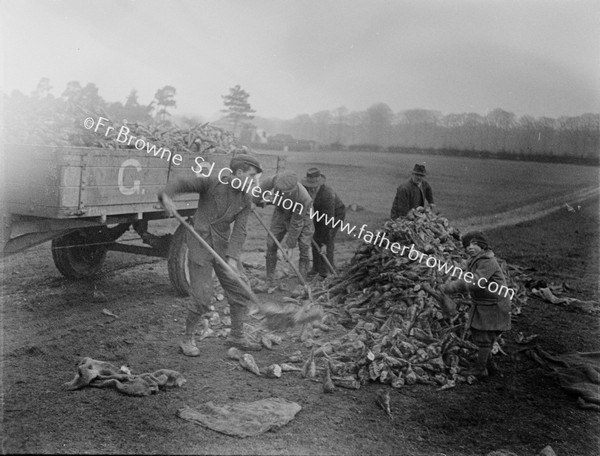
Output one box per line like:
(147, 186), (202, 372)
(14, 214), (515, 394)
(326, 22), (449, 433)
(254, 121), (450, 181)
(167, 206), (323, 330)
(251, 208), (313, 300)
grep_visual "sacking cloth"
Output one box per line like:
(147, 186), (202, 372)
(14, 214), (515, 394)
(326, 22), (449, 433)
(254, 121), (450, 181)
(177, 397), (301, 437)
(63, 357), (185, 397)
(533, 349), (600, 410)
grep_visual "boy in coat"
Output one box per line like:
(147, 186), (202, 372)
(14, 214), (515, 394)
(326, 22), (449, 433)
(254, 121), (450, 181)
(439, 231), (511, 378)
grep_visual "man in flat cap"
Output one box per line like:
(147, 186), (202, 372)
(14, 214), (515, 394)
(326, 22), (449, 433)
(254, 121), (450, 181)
(301, 168), (345, 277)
(258, 170), (314, 284)
(390, 164), (435, 219)
(159, 154), (263, 356)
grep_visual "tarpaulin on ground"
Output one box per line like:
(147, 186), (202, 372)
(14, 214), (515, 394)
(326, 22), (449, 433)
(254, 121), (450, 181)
(532, 349), (600, 411)
(177, 397), (302, 437)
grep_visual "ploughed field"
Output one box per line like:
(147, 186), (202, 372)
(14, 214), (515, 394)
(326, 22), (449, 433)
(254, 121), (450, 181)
(270, 149), (599, 218)
(1, 151), (599, 455)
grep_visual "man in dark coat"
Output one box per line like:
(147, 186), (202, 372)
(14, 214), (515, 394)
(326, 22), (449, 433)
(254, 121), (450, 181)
(390, 164), (435, 219)
(301, 168), (346, 277)
(159, 154), (263, 356)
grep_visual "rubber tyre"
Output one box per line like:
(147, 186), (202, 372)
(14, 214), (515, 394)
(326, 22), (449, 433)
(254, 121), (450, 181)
(167, 224), (191, 297)
(51, 230), (107, 279)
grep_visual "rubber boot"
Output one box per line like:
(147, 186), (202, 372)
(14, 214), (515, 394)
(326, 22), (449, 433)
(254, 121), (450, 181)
(228, 304), (261, 351)
(266, 253), (277, 286)
(180, 312), (202, 357)
(463, 347), (490, 379)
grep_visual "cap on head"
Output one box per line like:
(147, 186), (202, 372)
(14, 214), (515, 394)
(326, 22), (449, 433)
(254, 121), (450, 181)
(274, 171), (298, 192)
(229, 154), (263, 173)
(412, 164), (427, 176)
(301, 167), (324, 188)
(461, 231), (489, 249)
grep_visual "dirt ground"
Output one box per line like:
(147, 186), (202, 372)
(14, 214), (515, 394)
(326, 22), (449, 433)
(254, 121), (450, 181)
(1, 195), (599, 455)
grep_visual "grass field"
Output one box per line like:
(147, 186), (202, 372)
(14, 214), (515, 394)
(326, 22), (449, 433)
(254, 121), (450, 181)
(258, 149), (599, 220)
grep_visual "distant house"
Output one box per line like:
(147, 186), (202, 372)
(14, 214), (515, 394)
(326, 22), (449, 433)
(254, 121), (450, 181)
(267, 134), (316, 152)
(236, 126), (317, 152)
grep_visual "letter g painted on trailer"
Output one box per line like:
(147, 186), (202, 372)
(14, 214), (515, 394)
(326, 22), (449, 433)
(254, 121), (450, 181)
(118, 158), (142, 195)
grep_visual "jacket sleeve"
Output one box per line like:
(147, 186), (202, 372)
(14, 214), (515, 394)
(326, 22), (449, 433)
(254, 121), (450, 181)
(162, 175), (210, 198)
(253, 175), (275, 205)
(287, 190), (312, 241)
(441, 278), (468, 295)
(226, 201), (250, 261)
(445, 257), (503, 296)
(424, 181), (434, 205)
(391, 186), (409, 219)
(466, 257), (507, 295)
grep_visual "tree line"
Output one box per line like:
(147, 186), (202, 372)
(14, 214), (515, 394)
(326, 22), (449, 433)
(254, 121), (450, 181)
(2, 79), (256, 144)
(4, 79), (598, 164)
(252, 104), (599, 161)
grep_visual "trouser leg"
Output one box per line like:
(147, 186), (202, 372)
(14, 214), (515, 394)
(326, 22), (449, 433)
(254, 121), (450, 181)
(310, 240), (322, 275)
(325, 228), (338, 271)
(180, 260), (213, 356)
(186, 260), (213, 335)
(468, 328), (498, 378)
(297, 220), (314, 280)
(213, 257), (261, 351)
(266, 213), (287, 282)
(298, 238), (311, 280)
(476, 346), (492, 370)
(265, 250), (278, 282)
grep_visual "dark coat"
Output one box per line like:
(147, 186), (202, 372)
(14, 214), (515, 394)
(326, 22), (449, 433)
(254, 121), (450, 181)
(443, 250), (511, 331)
(163, 175), (251, 263)
(312, 184), (345, 241)
(390, 179), (434, 219)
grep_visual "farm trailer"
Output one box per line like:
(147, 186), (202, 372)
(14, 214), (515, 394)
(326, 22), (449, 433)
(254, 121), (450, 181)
(1, 144), (285, 295)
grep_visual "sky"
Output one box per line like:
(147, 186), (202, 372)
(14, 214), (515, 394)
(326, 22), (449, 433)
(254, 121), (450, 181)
(1, 0), (599, 120)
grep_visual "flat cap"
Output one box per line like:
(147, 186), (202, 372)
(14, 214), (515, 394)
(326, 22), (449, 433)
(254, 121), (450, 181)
(274, 171), (298, 192)
(230, 154), (263, 173)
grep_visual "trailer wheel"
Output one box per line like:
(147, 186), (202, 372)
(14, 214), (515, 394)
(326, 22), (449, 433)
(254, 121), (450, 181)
(167, 224), (191, 297)
(51, 230), (107, 279)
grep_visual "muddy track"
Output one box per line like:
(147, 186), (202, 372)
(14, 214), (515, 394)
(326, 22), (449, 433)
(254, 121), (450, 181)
(454, 185), (599, 232)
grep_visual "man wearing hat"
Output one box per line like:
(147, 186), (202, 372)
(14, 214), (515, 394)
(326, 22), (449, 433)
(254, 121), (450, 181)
(257, 170), (314, 283)
(301, 168), (346, 277)
(159, 154), (263, 356)
(390, 164), (435, 219)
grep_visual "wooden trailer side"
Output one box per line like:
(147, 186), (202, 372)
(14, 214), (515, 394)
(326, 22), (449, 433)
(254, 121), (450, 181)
(2, 144), (285, 220)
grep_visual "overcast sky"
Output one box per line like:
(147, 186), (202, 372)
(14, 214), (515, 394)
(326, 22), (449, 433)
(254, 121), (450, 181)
(2, 0), (598, 120)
